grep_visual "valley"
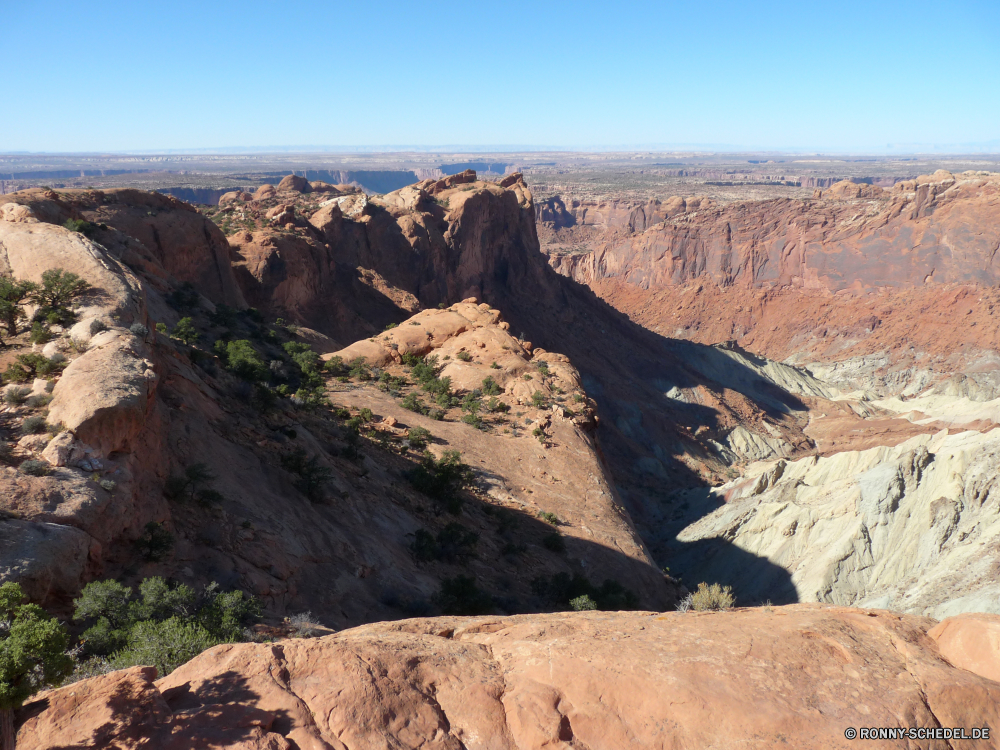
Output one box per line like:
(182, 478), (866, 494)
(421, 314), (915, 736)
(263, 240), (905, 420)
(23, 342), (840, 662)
(2, 165), (1000, 748)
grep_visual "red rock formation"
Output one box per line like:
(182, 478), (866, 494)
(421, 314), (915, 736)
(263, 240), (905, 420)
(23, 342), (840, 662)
(18, 607), (1000, 749)
(551, 170), (1000, 292)
(276, 174), (311, 193)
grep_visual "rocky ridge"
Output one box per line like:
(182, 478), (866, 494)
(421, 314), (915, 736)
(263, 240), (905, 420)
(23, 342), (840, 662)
(17, 606), (1000, 749)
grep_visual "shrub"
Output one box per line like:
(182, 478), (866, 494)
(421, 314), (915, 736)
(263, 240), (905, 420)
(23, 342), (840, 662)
(539, 511), (560, 525)
(490, 361), (500, 369)
(283, 341), (321, 378)
(89, 319), (107, 336)
(136, 522), (174, 560)
(219, 340), (268, 382)
(690, 582), (734, 611)
(456, 351), (472, 362)
(163, 463), (222, 506)
(171, 317), (199, 345)
(155, 322), (168, 334)
(460, 391), (481, 413)
(531, 391), (548, 408)
(480, 376), (501, 396)
(18, 459), (52, 476)
(323, 356), (345, 375)
(542, 532), (566, 553)
(209, 303), (237, 329)
(359, 407), (374, 422)
(401, 392), (426, 414)
(166, 283), (200, 311)
(408, 450), (473, 514)
(461, 413), (485, 430)
(347, 357), (371, 381)
(485, 397), (509, 413)
(432, 575), (493, 615)
(73, 577), (261, 677)
(63, 218), (95, 236)
(21, 415), (48, 435)
(536, 362), (550, 377)
(0, 582), (73, 729)
(410, 523), (478, 562)
(111, 617), (216, 677)
(31, 268), (91, 323)
(407, 426), (431, 450)
(29, 322), (51, 344)
(0, 277), (39, 338)
(570, 594), (598, 611)
(4, 353), (65, 383)
(24, 394), (51, 409)
(280, 448), (333, 503)
(531, 573), (639, 611)
(129, 322), (149, 336)
(3, 386), (30, 406)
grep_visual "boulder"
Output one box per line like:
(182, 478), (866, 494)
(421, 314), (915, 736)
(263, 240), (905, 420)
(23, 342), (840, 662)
(46, 335), (157, 459)
(277, 174), (311, 193)
(16, 667), (173, 750)
(0, 518), (95, 602)
(309, 181), (339, 193)
(929, 612), (1000, 683)
(426, 169), (477, 195)
(253, 184), (277, 201)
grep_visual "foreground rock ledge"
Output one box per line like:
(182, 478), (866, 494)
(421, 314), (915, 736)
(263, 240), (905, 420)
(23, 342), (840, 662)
(18, 606), (1000, 749)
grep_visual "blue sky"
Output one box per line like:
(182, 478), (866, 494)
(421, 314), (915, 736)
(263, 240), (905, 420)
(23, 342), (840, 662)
(2, 0), (998, 153)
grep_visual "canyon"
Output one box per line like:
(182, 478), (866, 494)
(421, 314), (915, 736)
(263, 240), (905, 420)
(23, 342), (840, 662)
(2, 166), (1000, 747)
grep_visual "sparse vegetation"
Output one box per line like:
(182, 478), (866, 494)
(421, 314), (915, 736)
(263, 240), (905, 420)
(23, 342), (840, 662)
(689, 582), (735, 611)
(0, 582), (72, 744)
(456, 350), (473, 362)
(136, 521), (174, 560)
(532, 573), (639, 611)
(20, 415), (48, 435)
(171, 317), (199, 345)
(18, 459), (52, 476)
(3, 386), (30, 406)
(3, 353), (65, 383)
(280, 448), (333, 503)
(542, 532), (566, 553)
(0, 277), (39, 341)
(163, 463), (224, 507)
(410, 523), (479, 562)
(31, 269), (91, 325)
(481, 376), (501, 396)
(72, 577), (260, 677)
(407, 426), (431, 449)
(432, 575), (493, 615)
(408, 450), (474, 514)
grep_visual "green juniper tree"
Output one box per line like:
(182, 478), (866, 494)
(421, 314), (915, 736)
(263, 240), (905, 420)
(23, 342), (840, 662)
(0, 278), (39, 342)
(0, 582), (72, 750)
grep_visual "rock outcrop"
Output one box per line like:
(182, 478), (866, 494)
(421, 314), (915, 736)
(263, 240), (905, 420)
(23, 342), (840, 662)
(18, 606), (1000, 749)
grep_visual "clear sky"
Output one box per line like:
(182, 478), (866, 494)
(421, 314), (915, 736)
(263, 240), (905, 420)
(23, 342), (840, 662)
(2, 0), (998, 153)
